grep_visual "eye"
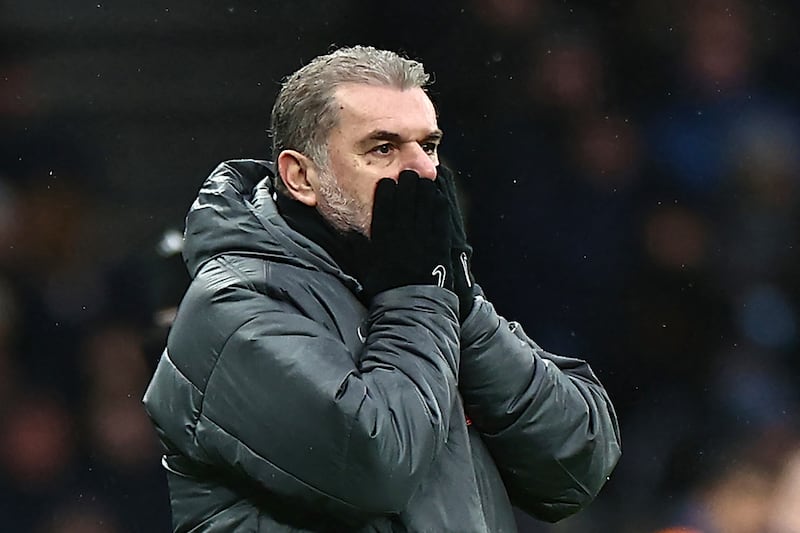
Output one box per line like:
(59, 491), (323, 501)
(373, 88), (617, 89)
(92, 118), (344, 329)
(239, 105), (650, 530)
(421, 142), (439, 155)
(371, 143), (395, 155)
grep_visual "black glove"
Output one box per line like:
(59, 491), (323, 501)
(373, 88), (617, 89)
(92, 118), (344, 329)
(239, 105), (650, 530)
(436, 165), (479, 321)
(360, 170), (453, 301)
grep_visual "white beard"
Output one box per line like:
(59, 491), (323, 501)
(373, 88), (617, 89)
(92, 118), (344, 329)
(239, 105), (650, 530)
(315, 167), (371, 237)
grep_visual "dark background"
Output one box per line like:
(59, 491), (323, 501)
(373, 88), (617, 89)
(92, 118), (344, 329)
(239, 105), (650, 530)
(2, 1), (800, 531)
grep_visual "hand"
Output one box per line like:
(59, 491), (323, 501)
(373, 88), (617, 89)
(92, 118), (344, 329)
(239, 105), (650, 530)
(436, 165), (478, 321)
(360, 170), (453, 301)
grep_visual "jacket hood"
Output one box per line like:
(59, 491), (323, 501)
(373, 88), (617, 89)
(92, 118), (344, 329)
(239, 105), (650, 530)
(182, 159), (359, 290)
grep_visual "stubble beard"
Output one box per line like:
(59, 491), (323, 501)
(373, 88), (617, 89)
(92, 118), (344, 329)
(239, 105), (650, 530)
(315, 166), (371, 238)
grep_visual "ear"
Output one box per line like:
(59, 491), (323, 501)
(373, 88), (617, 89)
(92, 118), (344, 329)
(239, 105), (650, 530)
(276, 150), (319, 207)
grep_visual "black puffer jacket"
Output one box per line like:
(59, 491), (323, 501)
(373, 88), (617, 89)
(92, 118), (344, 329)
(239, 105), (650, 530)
(143, 160), (621, 532)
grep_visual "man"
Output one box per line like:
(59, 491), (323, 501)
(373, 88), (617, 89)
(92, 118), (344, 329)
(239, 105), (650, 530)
(143, 45), (621, 532)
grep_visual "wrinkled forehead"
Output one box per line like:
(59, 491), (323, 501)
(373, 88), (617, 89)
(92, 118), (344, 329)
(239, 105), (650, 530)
(331, 83), (438, 137)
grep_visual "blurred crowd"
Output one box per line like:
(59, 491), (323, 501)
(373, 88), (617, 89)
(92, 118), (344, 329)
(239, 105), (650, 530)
(1, 0), (800, 531)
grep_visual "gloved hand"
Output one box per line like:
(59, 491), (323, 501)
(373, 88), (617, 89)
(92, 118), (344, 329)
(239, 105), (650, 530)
(436, 165), (479, 321)
(360, 170), (453, 301)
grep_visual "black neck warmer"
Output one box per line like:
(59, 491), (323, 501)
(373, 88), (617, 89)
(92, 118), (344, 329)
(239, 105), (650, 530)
(275, 193), (370, 291)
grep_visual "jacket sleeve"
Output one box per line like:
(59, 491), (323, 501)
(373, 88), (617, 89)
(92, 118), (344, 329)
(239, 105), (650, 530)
(458, 292), (621, 522)
(143, 263), (461, 523)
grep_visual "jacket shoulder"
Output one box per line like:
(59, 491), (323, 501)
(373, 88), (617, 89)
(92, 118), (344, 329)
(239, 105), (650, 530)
(168, 253), (363, 387)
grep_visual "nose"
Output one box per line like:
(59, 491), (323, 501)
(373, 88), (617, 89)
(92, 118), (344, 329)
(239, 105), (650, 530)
(401, 143), (437, 180)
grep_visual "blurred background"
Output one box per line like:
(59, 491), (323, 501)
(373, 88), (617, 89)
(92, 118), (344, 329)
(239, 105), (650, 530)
(1, 0), (799, 531)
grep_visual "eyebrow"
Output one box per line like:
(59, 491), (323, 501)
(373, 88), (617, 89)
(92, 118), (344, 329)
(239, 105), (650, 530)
(361, 128), (444, 146)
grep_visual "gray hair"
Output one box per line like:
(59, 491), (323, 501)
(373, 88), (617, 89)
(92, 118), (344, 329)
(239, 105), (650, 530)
(270, 46), (431, 190)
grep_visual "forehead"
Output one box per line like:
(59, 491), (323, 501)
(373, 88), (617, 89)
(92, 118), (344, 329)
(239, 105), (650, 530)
(332, 83), (438, 137)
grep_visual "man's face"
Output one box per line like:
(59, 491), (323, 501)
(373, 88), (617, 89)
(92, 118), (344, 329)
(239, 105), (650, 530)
(316, 83), (442, 236)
